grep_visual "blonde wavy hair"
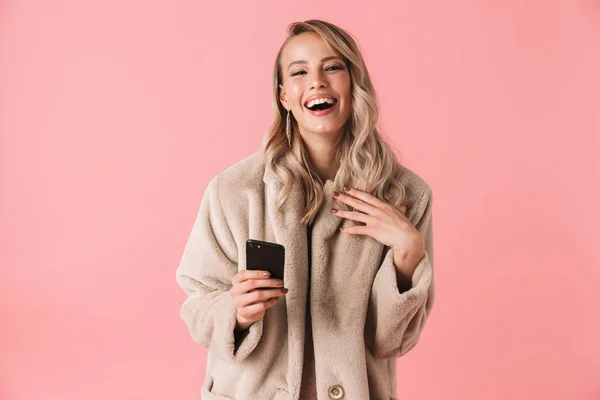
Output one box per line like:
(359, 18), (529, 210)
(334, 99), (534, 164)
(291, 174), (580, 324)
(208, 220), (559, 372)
(262, 19), (407, 225)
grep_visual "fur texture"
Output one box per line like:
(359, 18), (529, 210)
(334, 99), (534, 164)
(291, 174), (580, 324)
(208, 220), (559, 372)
(175, 151), (435, 399)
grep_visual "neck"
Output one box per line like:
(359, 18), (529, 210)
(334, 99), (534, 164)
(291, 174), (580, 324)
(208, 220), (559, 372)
(301, 130), (343, 182)
(307, 146), (338, 182)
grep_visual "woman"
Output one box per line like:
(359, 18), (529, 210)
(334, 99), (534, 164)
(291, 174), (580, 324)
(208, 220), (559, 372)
(176, 19), (435, 400)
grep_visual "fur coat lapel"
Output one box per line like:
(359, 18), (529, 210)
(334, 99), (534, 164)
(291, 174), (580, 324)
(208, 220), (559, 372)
(262, 167), (310, 395)
(262, 166), (387, 398)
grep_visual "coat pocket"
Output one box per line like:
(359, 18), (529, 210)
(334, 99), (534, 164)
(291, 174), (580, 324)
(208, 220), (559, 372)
(201, 376), (234, 400)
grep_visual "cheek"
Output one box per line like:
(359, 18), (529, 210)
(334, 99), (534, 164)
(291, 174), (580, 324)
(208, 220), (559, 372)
(330, 76), (352, 106)
(338, 76), (352, 100)
(287, 84), (304, 107)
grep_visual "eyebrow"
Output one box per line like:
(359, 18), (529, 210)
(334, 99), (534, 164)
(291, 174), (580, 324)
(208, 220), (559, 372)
(287, 56), (345, 70)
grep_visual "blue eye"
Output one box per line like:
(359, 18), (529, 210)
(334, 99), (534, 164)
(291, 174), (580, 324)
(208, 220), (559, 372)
(291, 65), (344, 77)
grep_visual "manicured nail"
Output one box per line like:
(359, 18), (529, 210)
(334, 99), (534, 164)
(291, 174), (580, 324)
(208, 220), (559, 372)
(343, 186), (350, 192)
(262, 271), (270, 277)
(331, 208), (338, 214)
(333, 191), (339, 197)
(339, 227), (345, 232)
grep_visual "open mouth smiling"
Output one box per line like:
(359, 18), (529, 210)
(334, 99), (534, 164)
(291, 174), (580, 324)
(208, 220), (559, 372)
(304, 97), (338, 111)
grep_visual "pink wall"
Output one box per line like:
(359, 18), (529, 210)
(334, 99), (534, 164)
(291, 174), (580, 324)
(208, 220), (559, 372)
(1, 1), (599, 399)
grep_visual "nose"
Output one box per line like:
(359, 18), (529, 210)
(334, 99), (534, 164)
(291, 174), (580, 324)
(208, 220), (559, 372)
(309, 69), (328, 89)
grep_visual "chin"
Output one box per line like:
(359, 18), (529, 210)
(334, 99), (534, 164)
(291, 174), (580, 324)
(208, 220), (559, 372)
(311, 126), (345, 137)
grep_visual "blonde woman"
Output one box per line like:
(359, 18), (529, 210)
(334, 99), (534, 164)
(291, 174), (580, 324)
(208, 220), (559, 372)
(176, 19), (435, 400)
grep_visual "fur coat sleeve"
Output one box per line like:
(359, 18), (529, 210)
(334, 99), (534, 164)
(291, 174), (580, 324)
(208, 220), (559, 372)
(365, 186), (435, 358)
(175, 176), (263, 363)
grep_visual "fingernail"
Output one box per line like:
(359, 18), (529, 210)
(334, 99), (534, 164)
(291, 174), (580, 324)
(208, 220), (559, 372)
(333, 191), (339, 197)
(343, 186), (350, 192)
(262, 272), (270, 277)
(331, 208), (338, 214)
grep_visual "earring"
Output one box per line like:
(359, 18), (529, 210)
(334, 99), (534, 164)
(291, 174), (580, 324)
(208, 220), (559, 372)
(286, 109), (292, 147)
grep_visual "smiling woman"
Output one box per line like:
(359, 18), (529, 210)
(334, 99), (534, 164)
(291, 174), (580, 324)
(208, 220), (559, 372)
(176, 19), (435, 400)
(284, 52), (348, 120)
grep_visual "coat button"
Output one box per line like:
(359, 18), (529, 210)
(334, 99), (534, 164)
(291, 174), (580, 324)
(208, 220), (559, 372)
(328, 384), (345, 399)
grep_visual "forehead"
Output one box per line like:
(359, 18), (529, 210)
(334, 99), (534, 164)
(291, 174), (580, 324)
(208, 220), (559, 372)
(281, 32), (342, 66)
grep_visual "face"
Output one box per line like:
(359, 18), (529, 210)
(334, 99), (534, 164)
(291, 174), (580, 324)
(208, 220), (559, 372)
(279, 33), (352, 141)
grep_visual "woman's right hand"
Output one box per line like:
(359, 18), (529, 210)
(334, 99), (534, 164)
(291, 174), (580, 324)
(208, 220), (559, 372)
(231, 270), (288, 332)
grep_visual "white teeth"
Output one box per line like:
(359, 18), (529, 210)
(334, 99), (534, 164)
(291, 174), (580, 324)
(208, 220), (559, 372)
(305, 97), (336, 108)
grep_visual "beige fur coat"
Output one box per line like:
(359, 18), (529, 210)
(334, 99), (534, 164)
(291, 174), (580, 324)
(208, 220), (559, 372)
(175, 151), (435, 399)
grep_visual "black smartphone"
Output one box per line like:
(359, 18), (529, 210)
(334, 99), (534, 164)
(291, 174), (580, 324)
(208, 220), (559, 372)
(246, 239), (285, 283)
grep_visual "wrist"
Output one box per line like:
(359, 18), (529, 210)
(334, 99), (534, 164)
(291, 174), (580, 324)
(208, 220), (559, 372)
(235, 316), (252, 332)
(392, 248), (423, 274)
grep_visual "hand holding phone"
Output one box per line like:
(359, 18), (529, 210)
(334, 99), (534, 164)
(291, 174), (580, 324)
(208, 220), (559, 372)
(230, 269), (288, 331)
(230, 239), (288, 331)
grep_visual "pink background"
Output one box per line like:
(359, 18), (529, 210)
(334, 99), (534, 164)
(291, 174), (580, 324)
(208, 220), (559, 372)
(1, 1), (599, 399)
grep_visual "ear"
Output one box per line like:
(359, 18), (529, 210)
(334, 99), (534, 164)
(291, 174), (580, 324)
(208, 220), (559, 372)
(279, 84), (289, 110)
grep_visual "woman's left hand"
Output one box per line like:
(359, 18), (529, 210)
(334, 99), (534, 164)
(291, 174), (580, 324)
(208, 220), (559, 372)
(331, 186), (425, 276)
